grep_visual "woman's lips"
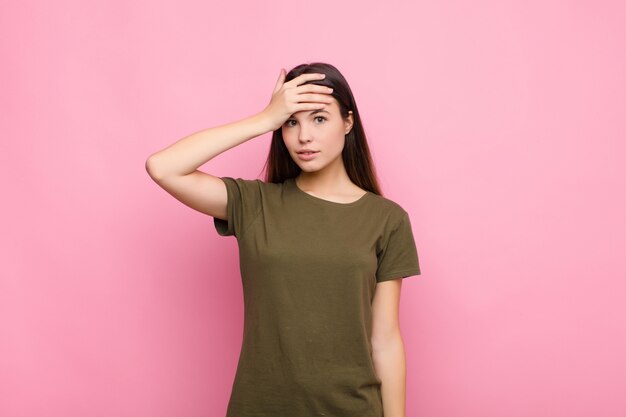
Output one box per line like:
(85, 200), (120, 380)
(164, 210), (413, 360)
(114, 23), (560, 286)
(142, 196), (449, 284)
(296, 151), (319, 161)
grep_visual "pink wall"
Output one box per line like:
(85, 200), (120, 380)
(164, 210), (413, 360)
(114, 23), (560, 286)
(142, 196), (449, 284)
(2, 1), (625, 416)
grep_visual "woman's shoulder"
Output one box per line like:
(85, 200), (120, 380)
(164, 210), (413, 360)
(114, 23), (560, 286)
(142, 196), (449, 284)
(364, 192), (409, 219)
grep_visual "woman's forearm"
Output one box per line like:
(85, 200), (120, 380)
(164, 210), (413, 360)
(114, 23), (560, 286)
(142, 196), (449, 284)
(146, 111), (272, 179)
(372, 336), (407, 417)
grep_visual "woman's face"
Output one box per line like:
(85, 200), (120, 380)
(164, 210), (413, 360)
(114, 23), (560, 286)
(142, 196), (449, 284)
(281, 98), (353, 174)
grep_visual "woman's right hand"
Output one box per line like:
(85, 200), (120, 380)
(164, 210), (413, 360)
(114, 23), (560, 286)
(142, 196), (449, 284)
(259, 69), (335, 132)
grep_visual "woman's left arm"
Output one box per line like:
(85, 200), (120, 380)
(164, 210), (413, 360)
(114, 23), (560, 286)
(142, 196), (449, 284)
(371, 278), (406, 417)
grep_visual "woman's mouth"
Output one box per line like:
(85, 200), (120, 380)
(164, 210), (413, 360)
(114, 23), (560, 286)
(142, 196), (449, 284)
(296, 151), (319, 161)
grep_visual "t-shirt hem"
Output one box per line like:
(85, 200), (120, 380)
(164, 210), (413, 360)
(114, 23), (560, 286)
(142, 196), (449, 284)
(213, 215), (232, 236)
(376, 267), (421, 283)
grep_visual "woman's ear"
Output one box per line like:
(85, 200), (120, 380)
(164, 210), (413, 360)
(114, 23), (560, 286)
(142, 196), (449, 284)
(345, 110), (354, 135)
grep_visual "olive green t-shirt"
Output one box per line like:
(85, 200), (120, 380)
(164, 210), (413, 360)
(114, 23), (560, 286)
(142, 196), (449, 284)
(213, 176), (421, 417)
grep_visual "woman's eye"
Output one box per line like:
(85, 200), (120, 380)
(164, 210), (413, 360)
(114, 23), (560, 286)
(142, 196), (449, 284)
(285, 117), (326, 127)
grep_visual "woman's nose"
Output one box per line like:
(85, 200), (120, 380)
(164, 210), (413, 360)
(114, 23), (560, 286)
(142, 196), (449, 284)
(298, 127), (312, 142)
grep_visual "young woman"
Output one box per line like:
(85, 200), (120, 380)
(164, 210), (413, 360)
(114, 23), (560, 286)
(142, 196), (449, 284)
(146, 62), (421, 417)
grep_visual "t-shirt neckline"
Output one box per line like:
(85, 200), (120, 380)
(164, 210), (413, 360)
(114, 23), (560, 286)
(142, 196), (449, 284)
(287, 177), (371, 207)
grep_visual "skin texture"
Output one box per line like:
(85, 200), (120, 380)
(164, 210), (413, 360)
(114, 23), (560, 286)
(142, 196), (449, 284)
(282, 100), (407, 417)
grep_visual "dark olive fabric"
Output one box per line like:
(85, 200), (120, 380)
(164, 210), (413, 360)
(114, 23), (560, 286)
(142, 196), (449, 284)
(213, 176), (421, 417)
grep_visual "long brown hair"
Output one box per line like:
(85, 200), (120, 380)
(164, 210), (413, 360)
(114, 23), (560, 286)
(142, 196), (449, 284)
(261, 62), (383, 196)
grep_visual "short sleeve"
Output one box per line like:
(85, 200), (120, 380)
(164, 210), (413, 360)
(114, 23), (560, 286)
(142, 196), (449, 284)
(376, 211), (422, 282)
(213, 177), (263, 239)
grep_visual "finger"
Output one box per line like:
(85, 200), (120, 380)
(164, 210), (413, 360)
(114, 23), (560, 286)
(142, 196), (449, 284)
(272, 68), (286, 94)
(290, 72), (326, 87)
(295, 93), (334, 104)
(296, 102), (329, 112)
(296, 84), (333, 94)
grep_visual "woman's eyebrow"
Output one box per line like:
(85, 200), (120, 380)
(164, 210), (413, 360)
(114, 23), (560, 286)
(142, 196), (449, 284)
(290, 109), (330, 118)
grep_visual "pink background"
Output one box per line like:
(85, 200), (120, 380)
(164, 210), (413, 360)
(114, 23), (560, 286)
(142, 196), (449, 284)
(2, 1), (625, 416)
